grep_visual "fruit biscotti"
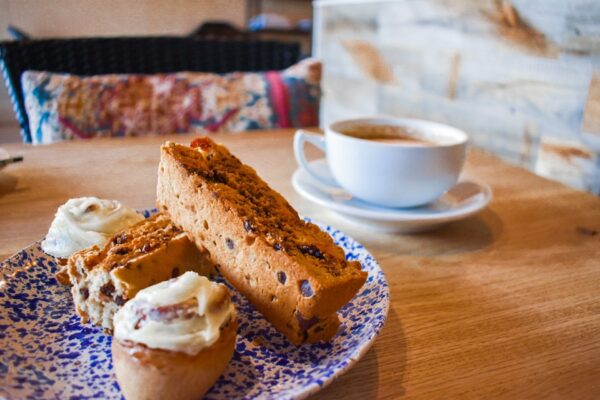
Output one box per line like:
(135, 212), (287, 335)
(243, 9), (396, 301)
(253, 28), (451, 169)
(67, 212), (215, 332)
(156, 138), (367, 345)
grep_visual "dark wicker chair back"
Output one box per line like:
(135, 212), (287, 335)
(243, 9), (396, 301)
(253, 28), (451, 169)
(0, 37), (301, 142)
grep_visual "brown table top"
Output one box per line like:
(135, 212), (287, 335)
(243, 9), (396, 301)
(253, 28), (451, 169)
(1, 129), (600, 399)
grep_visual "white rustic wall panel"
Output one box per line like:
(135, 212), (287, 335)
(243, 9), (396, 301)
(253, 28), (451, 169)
(314, 0), (600, 193)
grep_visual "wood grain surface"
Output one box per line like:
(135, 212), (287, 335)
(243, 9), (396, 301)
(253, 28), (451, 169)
(1, 129), (600, 399)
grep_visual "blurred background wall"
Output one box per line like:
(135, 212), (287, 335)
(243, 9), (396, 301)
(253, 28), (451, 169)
(0, 0), (247, 40)
(0, 0), (312, 143)
(314, 0), (600, 193)
(1, 0), (598, 193)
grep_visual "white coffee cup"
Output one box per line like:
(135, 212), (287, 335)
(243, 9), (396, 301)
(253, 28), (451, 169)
(294, 117), (468, 208)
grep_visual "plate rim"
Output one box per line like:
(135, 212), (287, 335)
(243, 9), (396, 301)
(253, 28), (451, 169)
(292, 159), (492, 223)
(0, 215), (390, 400)
(292, 218), (390, 400)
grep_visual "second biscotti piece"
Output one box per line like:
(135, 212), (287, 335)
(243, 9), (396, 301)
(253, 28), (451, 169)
(157, 138), (367, 345)
(67, 212), (215, 332)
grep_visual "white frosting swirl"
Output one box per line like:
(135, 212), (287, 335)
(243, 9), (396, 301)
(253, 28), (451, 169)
(41, 197), (144, 258)
(113, 272), (235, 355)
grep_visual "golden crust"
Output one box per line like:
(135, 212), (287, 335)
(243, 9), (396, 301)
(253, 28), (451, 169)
(54, 257), (70, 285)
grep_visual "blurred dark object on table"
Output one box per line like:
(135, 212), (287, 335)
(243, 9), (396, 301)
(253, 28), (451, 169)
(0, 155), (23, 168)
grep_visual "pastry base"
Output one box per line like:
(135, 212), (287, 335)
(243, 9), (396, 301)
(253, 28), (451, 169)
(112, 321), (237, 400)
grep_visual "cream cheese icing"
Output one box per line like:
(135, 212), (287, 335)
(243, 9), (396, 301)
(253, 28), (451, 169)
(113, 271), (235, 355)
(41, 197), (143, 258)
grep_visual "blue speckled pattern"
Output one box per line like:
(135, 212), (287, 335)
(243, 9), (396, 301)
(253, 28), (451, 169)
(0, 213), (389, 400)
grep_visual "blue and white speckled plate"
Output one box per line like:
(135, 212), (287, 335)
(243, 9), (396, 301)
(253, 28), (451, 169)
(0, 213), (389, 400)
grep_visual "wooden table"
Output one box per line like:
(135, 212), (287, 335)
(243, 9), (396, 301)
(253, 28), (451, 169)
(1, 130), (600, 399)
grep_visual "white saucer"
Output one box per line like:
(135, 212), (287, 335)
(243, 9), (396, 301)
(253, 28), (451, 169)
(292, 159), (492, 233)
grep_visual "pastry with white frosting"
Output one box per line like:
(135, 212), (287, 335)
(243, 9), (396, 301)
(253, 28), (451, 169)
(112, 271), (237, 400)
(42, 197), (144, 284)
(42, 197), (143, 258)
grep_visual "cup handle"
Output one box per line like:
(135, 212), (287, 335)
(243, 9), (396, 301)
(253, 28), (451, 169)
(293, 129), (338, 186)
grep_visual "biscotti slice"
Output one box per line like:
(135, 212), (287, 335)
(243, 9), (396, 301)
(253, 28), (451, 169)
(157, 138), (367, 345)
(67, 212), (215, 332)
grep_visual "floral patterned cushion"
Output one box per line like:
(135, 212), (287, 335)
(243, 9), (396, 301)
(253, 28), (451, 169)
(21, 59), (320, 144)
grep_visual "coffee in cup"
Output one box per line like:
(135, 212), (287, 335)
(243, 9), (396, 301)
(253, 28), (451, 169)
(337, 124), (434, 146)
(293, 117), (468, 208)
